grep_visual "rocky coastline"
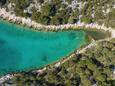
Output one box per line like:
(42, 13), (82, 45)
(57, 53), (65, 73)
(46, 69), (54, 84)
(0, 8), (115, 37)
(0, 7), (115, 84)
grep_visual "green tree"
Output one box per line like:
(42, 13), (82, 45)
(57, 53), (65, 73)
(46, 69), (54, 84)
(50, 16), (60, 25)
(41, 3), (52, 16)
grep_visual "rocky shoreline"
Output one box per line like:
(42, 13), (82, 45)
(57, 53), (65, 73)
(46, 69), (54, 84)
(0, 38), (112, 84)
(0, 7), (115, 84)
(0, 8), (115, 37)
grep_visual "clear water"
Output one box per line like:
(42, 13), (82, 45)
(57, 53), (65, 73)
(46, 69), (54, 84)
(0, 20), (86, 75)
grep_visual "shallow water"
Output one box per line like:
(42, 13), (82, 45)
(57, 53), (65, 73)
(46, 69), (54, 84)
(0, 20), (87, 75)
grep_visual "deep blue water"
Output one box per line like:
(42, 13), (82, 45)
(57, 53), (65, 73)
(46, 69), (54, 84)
(0, 20), (87, 75)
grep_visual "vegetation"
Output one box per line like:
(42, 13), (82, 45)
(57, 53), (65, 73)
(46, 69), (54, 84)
(0, 0), (115, 86)
(0, 0), (115, 28)
(3, 38), (115, 86)
(0, 0), (6, 6)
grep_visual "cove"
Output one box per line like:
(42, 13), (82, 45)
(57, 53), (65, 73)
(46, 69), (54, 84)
(0, 20), (87, 75)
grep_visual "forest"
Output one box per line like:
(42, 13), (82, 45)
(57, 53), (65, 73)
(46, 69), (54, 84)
(0, 0), (115, 86)
(2, 38), (115, 86)
(0, 0), (115, 28)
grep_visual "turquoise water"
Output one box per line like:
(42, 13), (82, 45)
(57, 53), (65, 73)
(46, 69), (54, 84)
(0, 20), (86, 75)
